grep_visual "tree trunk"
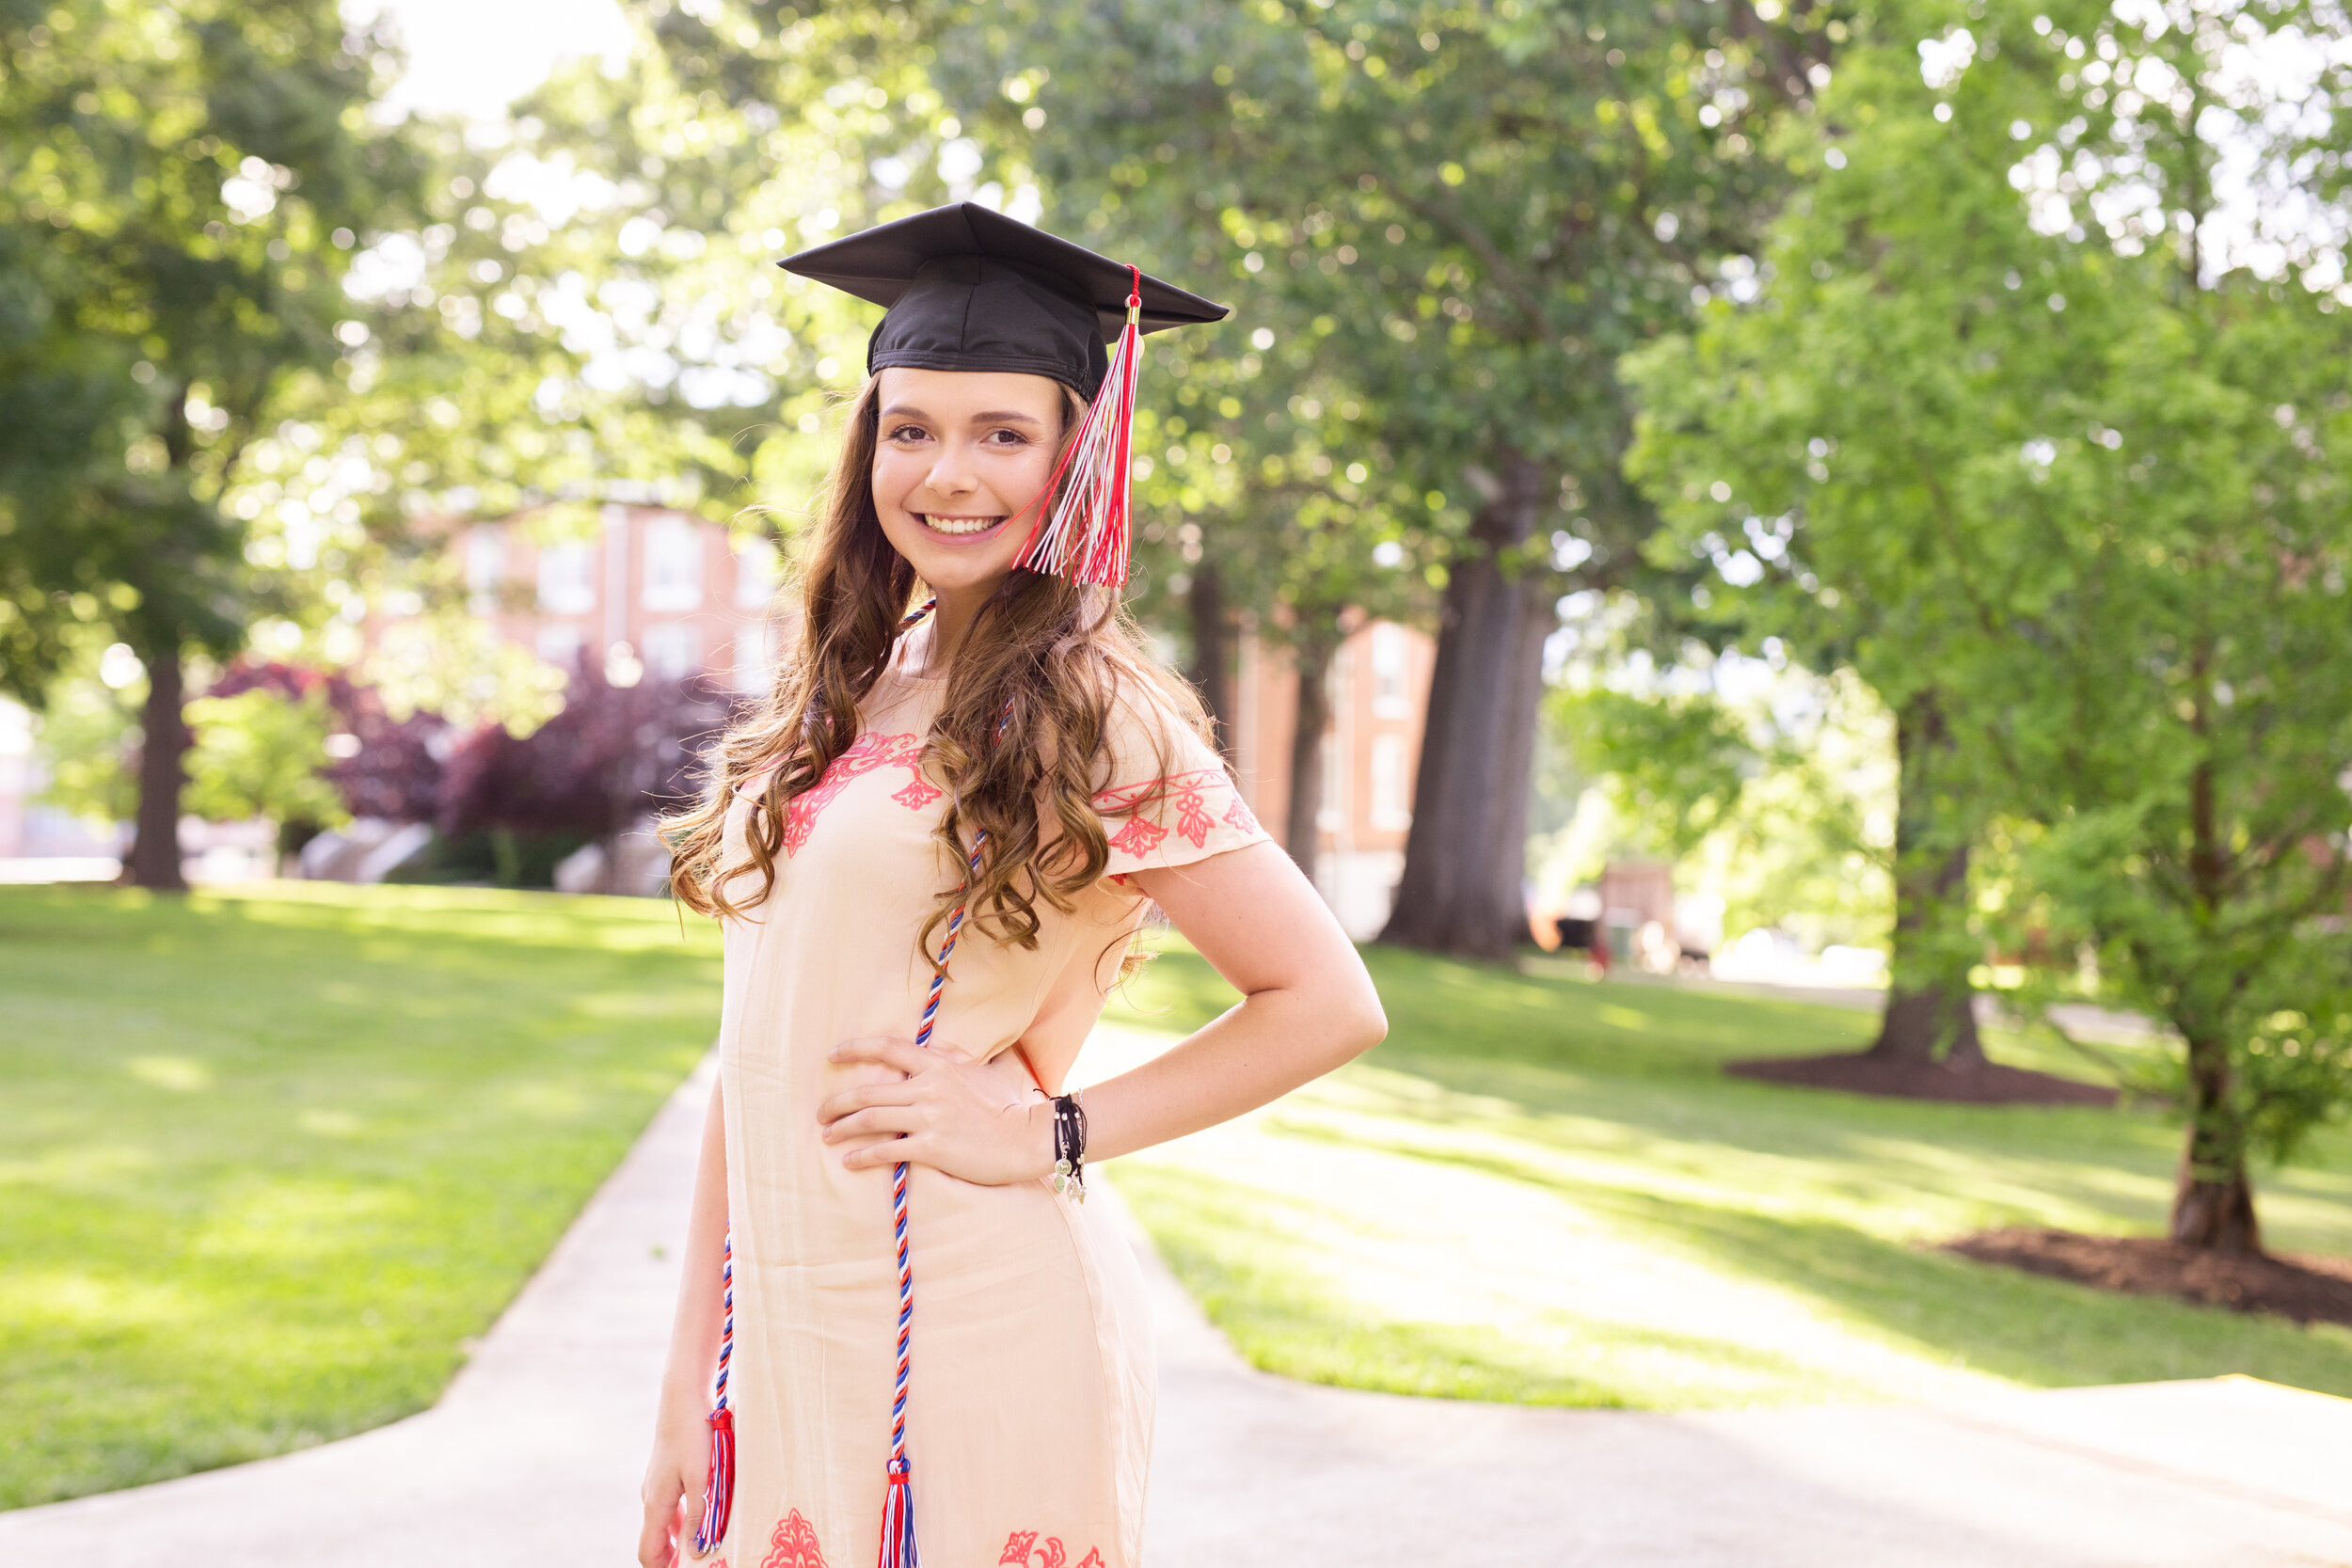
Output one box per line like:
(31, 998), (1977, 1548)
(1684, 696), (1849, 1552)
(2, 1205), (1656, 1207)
(2169, 736), (2261, 1254)
(2170, 1032), (2262, 1254)
(1378, 454), (1551, 959)
(1867, 691), (1984, 1066)
(1284, 632), (1337, 886)
(1184, 560), (1235, 762)
(125, 642), (190, 892)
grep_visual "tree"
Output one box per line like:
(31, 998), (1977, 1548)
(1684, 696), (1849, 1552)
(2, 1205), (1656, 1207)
(0, 0), (415, 888)
(1629, 0), (2352, 1246)
(1552, 660), (1896, 952)
(437, 656), (728, 890)
(945, 0), (1823, 955)
(202, 657), (448, 835)
(501, 5), (979, 522)
(1622, 0), (2102, 1066)
(28, 636), (143, 835)
(324, 685), (448, 826)
(183, 686), (348, 861)
(1974, 281), (2352, 1253)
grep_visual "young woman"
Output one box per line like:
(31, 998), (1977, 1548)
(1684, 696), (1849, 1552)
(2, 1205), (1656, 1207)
(640, 204), (1385, 1568)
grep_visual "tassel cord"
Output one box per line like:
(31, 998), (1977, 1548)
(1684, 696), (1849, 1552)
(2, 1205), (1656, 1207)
(691, 1233), (737, 1553)
(1012, 265), (1144, 587)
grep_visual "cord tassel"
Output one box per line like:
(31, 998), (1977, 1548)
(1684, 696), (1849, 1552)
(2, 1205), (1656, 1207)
(876, 1457), (919, 1568)
(697, 1406), (735, 1550)
(692, 1232), (738, 1554)
(1014, 265), (1144, 587)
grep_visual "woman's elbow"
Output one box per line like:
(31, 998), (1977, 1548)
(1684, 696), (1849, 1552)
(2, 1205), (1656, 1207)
(1335, 976), (1387, 1061)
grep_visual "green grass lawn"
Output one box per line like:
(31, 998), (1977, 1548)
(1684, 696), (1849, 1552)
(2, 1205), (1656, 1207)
(0, 882), (719, 1510)
(1098, 942), (2352, 1410)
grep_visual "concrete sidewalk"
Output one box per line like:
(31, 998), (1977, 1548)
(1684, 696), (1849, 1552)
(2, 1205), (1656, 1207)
(5, 1052), (2348, 1566)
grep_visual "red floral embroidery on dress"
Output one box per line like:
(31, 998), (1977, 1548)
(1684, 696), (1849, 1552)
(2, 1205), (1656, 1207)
(1105, 816), (1167, 858)
(998, 1532), (1104, 1568)
(1222, 792), (1262, 835)
(783, 733), (939, 853)
(760, 1509), (828, 1568)
(1094, 768), (1241, 856)
(1173, 787), (1214, 847)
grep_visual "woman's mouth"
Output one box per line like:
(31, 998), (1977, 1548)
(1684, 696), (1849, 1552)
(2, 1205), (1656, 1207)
(920, 514), (1007, 538)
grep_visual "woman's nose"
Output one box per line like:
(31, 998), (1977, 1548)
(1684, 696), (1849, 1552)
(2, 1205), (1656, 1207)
(926, 442), (979, 499)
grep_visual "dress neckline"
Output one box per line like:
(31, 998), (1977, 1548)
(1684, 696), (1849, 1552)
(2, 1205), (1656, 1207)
(887, 620), (949, 686)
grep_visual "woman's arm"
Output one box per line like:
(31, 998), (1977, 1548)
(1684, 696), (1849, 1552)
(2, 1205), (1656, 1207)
(819, 841), (1385, 1178)
(639, 1074), (730, 1567)
(1069, 840), (1386, 1160)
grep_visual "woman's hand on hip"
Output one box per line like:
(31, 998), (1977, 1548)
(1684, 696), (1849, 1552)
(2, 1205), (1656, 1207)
(818, 1037), (1055, 1185)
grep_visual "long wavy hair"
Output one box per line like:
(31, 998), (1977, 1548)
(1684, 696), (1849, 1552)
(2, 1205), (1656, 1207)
(665, 373), (1211, 961)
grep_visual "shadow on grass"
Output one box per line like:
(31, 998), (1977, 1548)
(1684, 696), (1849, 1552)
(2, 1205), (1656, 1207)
(1114, 942), (2352, 1404)
(1306, 1110), (2352, 1400)
(1372, 1048), (2180, 1225)
(1116, 1162), (1864, 1407)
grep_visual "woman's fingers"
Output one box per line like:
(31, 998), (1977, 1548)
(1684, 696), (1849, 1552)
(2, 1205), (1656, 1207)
(817, 1037), (1041, 1180)
(841, 1130), (929, 1169)
(815, 1076), (918, 1128)
(638, 1474), (682, 1568)
(822, 1103), (926, 1144)
(829, 1036), (932, 1076)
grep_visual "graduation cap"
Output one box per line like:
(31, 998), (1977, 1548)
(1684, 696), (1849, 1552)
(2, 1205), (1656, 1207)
(781, 202), (1230, 587)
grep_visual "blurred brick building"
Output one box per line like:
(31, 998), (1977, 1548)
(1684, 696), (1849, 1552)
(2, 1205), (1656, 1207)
(455, 503), (783, 694)
(1226, 619), (1437, 939)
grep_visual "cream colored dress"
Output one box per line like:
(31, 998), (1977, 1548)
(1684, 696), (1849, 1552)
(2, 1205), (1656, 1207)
(707, 634), (1267, 1568)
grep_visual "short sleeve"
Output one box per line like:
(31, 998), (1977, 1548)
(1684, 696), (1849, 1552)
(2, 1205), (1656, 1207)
(1093, 690), (1270, 882)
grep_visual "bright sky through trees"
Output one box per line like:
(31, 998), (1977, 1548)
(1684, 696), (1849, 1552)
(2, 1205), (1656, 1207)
(351, 0), (629, 121)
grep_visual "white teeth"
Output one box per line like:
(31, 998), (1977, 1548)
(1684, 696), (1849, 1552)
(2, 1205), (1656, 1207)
(922, 515), (1001, 536)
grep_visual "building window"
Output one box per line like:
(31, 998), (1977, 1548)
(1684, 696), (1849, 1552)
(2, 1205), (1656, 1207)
(1370, 622), (1411, 719)
(1370, 733), (1411, 831)
(537, 541), (596, 615)
(733, 621), (776, 693)
(644, 515), (705, 612)
(1317, 730), (1343, 833)
(735, 537), (779, 610)
(465, 525), (506, 614)
(642, 622), (702, 680)
(536, 626), (585, 673)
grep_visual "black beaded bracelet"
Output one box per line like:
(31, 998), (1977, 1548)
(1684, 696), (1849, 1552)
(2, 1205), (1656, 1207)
(1050, 1091), (1087, 1201)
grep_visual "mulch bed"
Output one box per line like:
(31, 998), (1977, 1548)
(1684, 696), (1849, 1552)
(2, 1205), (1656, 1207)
(1726, 1052), (2119, 1106)
(1944, 1227), (2352, 1328)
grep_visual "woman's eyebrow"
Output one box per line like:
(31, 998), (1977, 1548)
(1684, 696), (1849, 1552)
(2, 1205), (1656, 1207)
(879, 403), (930, 421)
(968, 409), (1046, 426)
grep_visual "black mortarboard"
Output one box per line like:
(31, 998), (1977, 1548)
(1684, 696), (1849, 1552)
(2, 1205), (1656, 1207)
(779, 204), (1227, 587)
(779, 201), (1228, 400)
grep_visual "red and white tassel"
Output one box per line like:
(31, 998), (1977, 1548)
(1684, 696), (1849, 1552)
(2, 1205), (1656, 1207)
(1013, 264), (1144, 588)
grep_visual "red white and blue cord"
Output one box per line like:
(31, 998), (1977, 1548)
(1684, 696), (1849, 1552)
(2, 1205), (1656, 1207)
(691, 1233), (737, 1554)
(879, 827), (986, 1568)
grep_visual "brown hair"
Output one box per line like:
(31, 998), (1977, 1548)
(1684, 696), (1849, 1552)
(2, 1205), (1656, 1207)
(664, 374), (1211, 960)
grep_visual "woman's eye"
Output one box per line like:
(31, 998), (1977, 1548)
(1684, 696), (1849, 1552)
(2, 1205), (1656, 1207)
(985, 428), (1030, 446)
(888, 425), (930, 442)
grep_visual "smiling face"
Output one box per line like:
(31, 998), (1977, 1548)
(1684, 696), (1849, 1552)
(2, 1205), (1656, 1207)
(869, 366), (1073, 599)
